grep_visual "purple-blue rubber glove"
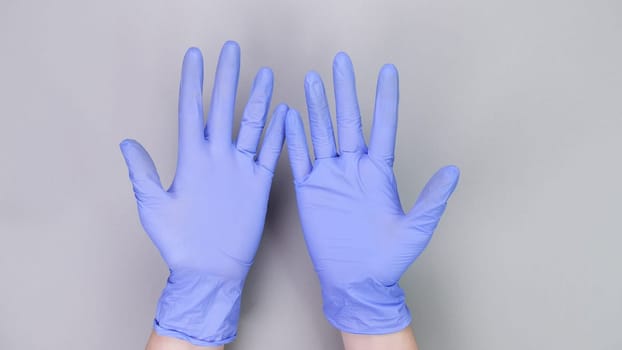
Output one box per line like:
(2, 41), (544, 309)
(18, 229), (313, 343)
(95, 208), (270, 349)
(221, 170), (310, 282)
(120, 41), (287, 346)
(285, 52), (460, 334)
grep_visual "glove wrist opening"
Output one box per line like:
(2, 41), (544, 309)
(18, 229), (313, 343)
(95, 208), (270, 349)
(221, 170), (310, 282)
(153, 271), (246, 346)
(320, 278), (412, 334)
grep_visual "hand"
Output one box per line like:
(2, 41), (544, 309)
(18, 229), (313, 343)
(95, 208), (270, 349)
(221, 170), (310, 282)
(120, 41), (287, 346)
(285, 52), (460, 334)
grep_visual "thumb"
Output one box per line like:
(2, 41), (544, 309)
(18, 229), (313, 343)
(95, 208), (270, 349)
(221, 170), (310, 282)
(406, 165), (460, 235)
(256, 103), (288, 173)
(285, 108), (312, 182)
(119, 139), (165, 200)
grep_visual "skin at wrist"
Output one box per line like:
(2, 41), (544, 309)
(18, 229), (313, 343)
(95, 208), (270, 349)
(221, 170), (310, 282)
(341, 326), (418, 350)
(146, 331), (224, 350)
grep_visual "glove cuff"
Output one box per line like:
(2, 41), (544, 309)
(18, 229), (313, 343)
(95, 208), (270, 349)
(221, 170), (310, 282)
(153, 270), (246, 346)
(321, 278), (412, 334)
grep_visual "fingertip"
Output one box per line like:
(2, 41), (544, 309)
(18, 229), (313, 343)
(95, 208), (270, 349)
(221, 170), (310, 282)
(253, 67), (274, 94)
(406, 165), (461, 225)
(185, 47), (203, 60)
(446, 164), (460, 174)
(218, 40), (241, 67)
(181, 47), (204, 86)
(258, 66), (274, 80)
(269, 104), (288, 130)
(183, 49), (203, 79)
(380, 63), (398, 76)
(334, 52), (356, 80)
(119, 138), (142, 153)
(119, 138), (134, 148)
(223, 40), (240, 52)
(377, 65), (398, 98)
(119, 139), (145, 169)
(305, 71), (326, 98)
(441, 165), (461, 180)
(305, 70), (322, 85)
(274, 103), (289, 115)
(287, 107), (300, 118)
(286, 108), (301, 126)
(379, 64), (399, 85)
(334, 51), (352, 67)
(285, 109), (305, 139)
(435, 165), (461, 198)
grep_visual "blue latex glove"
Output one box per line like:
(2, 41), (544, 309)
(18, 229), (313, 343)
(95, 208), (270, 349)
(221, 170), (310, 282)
(120, 41), (287, 346)
(285, 52), (460, 334)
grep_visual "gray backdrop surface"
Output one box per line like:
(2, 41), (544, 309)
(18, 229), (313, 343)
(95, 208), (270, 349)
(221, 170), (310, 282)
(1, 0), (621, 349)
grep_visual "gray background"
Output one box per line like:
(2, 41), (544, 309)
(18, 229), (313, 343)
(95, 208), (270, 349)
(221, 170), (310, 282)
(1, 0), (620, 349)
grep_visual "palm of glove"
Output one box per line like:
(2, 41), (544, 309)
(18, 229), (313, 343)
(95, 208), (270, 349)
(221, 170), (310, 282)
(135, 149), (273, 280)
(295, 154), (409, 286)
